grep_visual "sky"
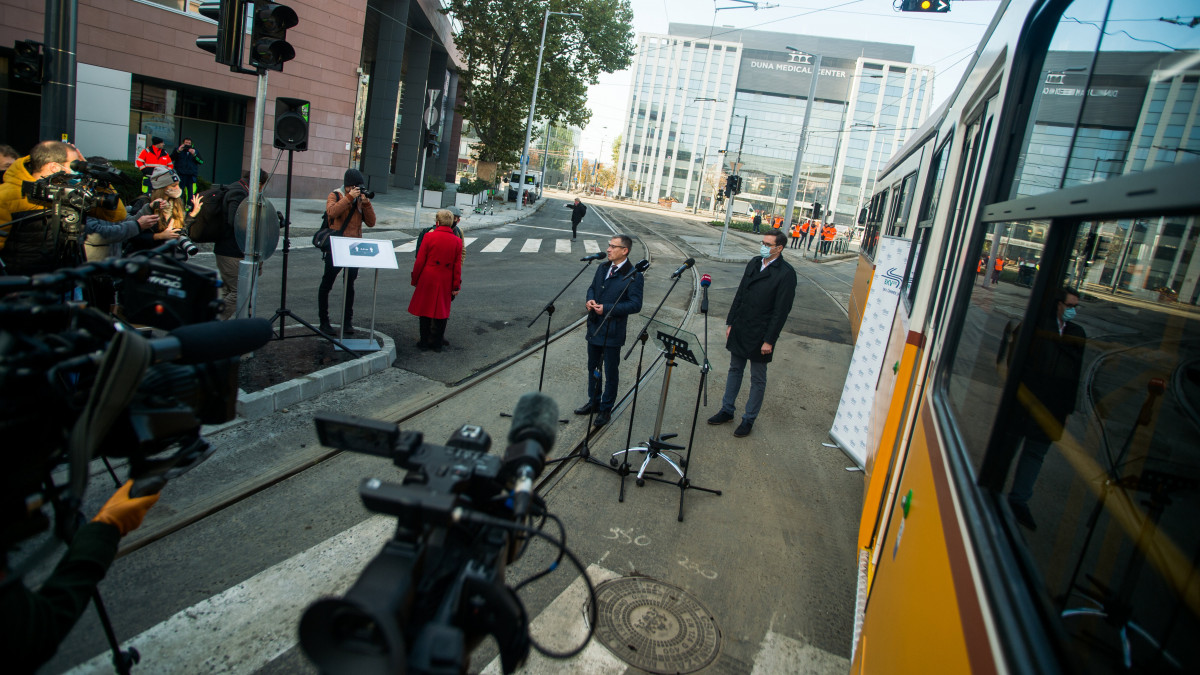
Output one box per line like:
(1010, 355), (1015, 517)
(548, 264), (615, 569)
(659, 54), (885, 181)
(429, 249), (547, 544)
(577, 0), (1004, 162)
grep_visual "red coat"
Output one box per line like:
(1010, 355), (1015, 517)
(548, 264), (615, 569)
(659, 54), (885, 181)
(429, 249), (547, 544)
(408, 225), (462, 319)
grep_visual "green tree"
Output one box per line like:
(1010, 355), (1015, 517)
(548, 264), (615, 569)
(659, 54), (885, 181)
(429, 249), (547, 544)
(611, 134), (622, 164)
(446, 0), (634, 165)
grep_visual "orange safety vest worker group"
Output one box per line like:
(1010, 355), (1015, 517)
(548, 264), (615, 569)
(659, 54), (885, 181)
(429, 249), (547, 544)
(135, 136), (174, 192)
(820, 223), (836, 254)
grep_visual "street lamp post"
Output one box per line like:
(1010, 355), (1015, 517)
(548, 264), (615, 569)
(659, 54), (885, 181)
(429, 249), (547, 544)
(517, 10), (583, 209)
(718, 115), (749, 256)
(783, 47), (822, 227)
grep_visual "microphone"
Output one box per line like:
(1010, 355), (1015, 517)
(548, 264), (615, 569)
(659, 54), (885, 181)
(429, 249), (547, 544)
(505, 392), (558, 519)
(700, 273), (711, 314)
(580, 252), (606, 261)
(700, 273), (711, 287)
(150, 318), (273, 364)
(669, 258), (696, 279)
(626, 259), (650, 278)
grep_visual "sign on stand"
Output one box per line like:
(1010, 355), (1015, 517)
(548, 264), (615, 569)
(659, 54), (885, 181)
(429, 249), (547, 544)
(329, 236), (399, 352)
(829, 236), (911, 468)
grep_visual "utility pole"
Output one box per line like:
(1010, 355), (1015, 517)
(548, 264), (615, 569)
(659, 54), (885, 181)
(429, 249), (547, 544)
(692, 145), (709, 215)
(518, 10), (582, 209)
(783, 49), (822, 227)
(40, 0), (79, 142)
(718, 116), (748, 256)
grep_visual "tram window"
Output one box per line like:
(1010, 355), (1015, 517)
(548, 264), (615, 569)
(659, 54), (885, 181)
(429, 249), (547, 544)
(996, 211), (1200, 672)
(863, 189), (888, 260)
(885, 172), (917, 239)
(1007, 0), (1200, 201)
(944, 219), (1049, 468)
(904, 138), (953, 306)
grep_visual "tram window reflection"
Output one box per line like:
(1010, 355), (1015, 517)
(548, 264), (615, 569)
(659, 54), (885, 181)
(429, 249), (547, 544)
(1000, 213), (1200, 673)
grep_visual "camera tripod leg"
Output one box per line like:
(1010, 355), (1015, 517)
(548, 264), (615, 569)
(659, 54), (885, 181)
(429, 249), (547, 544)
(94, 590), (138, 674)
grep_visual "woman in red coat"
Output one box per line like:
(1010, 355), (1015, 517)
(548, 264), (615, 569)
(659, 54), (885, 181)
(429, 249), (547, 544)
(408, 209), (463, 351)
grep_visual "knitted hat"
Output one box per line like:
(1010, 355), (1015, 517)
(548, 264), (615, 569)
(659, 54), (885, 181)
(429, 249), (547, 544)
(344, 168), (365, 187)
(151, 136), (164, 146)
(150, 166), (179, 189)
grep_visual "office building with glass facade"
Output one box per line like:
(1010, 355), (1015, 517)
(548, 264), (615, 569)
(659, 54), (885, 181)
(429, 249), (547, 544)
(614, 24), (935, 224)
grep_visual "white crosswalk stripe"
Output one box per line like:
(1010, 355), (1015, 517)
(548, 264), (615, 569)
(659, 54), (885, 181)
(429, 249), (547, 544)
(583, 240), (600, 254)
(463, 237), (478, 249)
(555, 239), (571, 253)
(520, 238), (542, 253)
(481, 237), (511, 253)
(394, 239), (415, 252)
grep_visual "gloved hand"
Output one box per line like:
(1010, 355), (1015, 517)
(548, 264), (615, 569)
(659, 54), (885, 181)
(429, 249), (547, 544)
(91, 480), (160, 536)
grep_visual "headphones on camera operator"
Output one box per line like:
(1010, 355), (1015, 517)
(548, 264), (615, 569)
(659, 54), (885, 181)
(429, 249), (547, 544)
(299, 392), (598, 675)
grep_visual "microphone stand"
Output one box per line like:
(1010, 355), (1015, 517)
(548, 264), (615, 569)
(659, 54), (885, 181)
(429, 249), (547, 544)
(528, 257), (598, 392)
(700, 282), (710, 406)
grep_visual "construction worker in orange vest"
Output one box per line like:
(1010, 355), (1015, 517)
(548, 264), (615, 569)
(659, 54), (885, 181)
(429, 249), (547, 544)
(991, 256), (1004, 284)
(789, 221), (802, 249)
(797, 219), (810, 250)
(135, 136), (174, 193)
(821, 222), (836, 255)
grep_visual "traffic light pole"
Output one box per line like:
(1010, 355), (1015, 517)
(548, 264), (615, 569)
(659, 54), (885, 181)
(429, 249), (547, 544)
(237, 69), (269, 319)
(784, 53), (822, 228)
(717, 116), (748, 257)
(40, 0), (78, 143)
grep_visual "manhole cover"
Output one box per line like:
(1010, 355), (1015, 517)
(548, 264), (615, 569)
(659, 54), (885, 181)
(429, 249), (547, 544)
(592, 576), (721, 674)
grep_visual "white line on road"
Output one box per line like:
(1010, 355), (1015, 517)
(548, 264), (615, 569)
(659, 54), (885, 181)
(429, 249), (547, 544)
(583, 240), (600, 254)
(481, 238), (510, 253)
(394, 239), (416, 252)
(556, 239), (572, 253)
(65, 516), (395, 675)
(463, 237), (478, 249)
(521, 238), (542, 253)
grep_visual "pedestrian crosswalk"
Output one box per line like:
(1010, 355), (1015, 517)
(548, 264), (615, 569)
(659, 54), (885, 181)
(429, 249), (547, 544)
(392, 236), (611, 255)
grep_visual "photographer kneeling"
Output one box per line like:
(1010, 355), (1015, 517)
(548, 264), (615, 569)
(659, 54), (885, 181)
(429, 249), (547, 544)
(0, 141), (127, 276)
(0, 481), (159, 672)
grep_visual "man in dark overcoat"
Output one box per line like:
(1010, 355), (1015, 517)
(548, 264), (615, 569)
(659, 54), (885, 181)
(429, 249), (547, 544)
(566, 198), (587, 240)
(1007, 287), (1086, 530)
(708, 228), (797, 437)
(574, 233), (643, 428)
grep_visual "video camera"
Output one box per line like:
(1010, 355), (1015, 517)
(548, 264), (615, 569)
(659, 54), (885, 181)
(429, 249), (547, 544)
(18, 159), (130, 268)
(299, 393), (597, 675)
(0, 252), (272, 551)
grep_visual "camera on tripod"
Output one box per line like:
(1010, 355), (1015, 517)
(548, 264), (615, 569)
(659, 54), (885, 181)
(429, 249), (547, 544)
(299, 393), (597, 675)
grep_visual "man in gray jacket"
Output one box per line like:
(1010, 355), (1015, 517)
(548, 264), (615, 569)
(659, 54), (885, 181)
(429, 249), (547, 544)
(707, 228), (797, 437)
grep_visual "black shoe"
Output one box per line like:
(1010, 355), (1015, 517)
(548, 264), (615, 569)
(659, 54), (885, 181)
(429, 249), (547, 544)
(574, 402), (598, 415)
(319, 323), (335, 335)
(342, 324), (358, 335)
(593, 410), (611, 428)
(733, 420), (753, 437)
(707, 410), (734, 425)
(1008, 498), (1037, 531)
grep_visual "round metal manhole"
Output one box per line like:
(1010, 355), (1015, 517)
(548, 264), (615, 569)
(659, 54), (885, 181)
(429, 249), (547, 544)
(592, 576), (722, 674)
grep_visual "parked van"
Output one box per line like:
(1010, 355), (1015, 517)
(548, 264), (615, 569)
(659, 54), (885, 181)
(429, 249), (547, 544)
(505, 170), (543, 202)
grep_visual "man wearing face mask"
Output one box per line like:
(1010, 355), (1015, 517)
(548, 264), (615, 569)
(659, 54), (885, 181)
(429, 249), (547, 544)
(0, 141), (127, 275)
(1007, 287), (1087, 530)
(707, 228), (797, 438)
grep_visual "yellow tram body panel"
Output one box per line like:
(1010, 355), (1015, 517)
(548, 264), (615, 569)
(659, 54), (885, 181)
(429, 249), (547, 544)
(852, 406), (995, 675)
(848, 253), (874, 340)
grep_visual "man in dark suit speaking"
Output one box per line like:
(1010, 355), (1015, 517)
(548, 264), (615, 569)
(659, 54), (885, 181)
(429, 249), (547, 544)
(575, 234), (644, 428)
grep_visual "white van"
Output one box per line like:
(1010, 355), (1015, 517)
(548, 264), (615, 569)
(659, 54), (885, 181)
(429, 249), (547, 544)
(505, 170), (543, 202)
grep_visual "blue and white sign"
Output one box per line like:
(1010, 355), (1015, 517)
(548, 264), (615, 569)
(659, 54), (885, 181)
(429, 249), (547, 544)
(330, 237), (399, 270)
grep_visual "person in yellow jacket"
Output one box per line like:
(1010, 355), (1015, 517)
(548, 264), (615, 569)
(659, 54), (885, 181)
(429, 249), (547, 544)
(0, 141), (126, 274)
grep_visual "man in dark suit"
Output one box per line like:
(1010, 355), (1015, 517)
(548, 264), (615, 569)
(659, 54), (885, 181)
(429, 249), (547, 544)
(1007, 287), (1086, 530)
(575, 234), (644, 428)
(566, 198), (587, 240)
(708, 228), (797, 437)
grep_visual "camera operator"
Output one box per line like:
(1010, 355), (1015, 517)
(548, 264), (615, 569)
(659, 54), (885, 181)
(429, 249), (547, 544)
(170, 138), (204, 203)
(123, 166), (202, 255)
(214, 170), (268, 320)
(317, 168), (375, 335)
(0, 141), (127, 276)
(0, 480), (160, 672)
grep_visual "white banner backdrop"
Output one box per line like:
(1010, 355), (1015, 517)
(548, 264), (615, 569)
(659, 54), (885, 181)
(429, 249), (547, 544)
(829, 236), (911, 468)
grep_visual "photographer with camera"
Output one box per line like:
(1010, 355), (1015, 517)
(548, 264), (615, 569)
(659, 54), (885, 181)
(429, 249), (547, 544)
(1, 481), (160, 672)
(317, 168), (375, 335)
(123, 167), (202, 258)
(0, 141), (127, 276)
(170, 138), (204, 203)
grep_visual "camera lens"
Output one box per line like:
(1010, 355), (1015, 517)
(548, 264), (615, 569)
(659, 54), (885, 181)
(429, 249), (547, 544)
(177, 235), (200, 258)
(361, 190), (375, 200)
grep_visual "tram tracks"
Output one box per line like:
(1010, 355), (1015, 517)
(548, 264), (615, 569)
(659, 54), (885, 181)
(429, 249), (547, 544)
(113, 199), (701, 556)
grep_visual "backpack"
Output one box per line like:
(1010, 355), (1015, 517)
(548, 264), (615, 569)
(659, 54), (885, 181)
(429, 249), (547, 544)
(311, 189), (346, 254)
(187, 183), (233, 243)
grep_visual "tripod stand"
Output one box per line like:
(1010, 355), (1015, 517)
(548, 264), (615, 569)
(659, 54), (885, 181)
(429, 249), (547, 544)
(611, 325), (721, 520)
(265, 150), (359, 355)
(527, 256), (600, 391)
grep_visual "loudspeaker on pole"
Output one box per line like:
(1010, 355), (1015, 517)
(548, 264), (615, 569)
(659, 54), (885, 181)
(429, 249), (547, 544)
(274, 97), (310, 151)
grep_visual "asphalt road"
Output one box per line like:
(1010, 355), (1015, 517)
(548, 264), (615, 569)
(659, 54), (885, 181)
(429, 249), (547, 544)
(37, 197), (864, 675)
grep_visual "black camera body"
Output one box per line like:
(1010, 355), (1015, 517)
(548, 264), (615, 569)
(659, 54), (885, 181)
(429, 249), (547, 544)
(300, 399), (560, 675)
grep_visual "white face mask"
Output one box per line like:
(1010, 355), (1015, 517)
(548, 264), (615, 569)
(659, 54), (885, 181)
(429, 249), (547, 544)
(760, 243), (773, 258)
(166, 187), (182, 199)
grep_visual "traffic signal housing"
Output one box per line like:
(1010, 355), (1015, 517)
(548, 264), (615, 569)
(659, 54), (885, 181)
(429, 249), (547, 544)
(12, 40), (44, 85)
(249, 2), (299, 71)
(900, 0), (950, 12)
(725, 174), (741, 196)
(424, 130), (439, 157)
(812, 202), (822, 220)
(196, 0), (247, 70)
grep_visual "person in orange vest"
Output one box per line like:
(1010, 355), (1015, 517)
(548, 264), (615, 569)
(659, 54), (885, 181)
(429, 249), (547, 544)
(992, 256), (1004, 284)
(977, 257), (986, 274)
(797, 219), (811, 250)
(135, 137), (173, 194)
(789, 221), (802, 249)
(821, 222), (836, 254)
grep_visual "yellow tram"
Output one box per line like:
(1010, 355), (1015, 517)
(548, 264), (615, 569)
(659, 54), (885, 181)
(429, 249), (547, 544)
(846, 0), (1200, 672)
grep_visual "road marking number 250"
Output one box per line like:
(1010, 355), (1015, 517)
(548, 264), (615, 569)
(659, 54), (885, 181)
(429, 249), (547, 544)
(603, 527), (651, 546)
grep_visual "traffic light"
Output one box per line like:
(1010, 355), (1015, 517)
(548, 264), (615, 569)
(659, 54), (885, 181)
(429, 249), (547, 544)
(813, 202), (822, 220)
(248, 2), (299, 71)
(12, 40), (44, 84)
(734, 175), (743, 195)
(900, 0), (950, 12)
(725, 174), (741, 196)
(424, 129), (439, 157)
(196, 1), (247, 69)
